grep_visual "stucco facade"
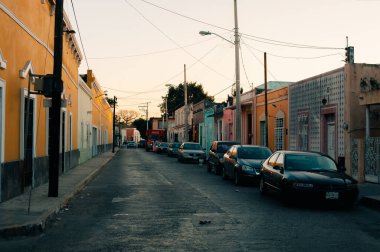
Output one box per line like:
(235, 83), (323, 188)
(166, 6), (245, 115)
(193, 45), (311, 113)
(0, 1), (113, 202)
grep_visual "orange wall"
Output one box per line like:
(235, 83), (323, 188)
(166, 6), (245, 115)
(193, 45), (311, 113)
(255, 87), (289, 151)
(0, 1), (80, 160)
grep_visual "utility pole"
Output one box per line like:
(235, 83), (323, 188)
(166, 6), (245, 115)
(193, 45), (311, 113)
(165, 95), (168, 141)
(112, 96), (117, 153)
(138, 102), (150, 133)
(184, 64), (188, 142)
(48, 0), (64, 197)
(264, 52), (268, 148)
(234, 0), (241, 143)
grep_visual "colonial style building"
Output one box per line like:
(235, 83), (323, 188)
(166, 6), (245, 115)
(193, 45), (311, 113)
(0, 1), (113, 202)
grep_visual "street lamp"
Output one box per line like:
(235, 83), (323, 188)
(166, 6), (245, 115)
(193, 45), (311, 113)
(199, 0), (241, 143)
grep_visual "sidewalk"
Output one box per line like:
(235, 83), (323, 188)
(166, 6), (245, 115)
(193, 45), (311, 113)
(0, 150), (379, 237)
(0, 150), (118, 238)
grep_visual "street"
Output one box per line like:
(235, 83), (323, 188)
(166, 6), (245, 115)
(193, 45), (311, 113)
(1, 147), (380, 252)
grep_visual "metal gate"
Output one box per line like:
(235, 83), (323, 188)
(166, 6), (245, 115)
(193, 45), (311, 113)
(365, 137), (380, 183)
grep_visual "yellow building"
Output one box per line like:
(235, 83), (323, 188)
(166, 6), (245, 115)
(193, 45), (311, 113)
(0, 1), (113, 202)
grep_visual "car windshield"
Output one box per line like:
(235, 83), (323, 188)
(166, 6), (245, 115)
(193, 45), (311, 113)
(217, 143), (236, 153)
(184, 143), (202, 150)
(237, 147), (272, 159)
(285, 154), (337, 171)
(172, 143), (181, 148)
(160, 143), (168, 147)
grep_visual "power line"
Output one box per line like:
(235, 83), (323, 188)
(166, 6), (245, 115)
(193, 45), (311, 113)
(241, 33), (344, 50)
(123, 0), (232, 83)
(70, 0), (89, 69)
(137, 0), (231, 32)
(137, 0), (343, 50)
(88, 37), (217, 60)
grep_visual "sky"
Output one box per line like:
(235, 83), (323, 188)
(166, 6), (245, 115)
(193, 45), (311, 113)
(65, 0), (380, 117)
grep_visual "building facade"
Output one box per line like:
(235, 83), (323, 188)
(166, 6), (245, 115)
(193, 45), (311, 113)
(0, 1), (113, 202)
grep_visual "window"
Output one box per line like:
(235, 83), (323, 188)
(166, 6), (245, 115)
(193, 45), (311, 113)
(268, 153), (280, 166)
(297, 112), (309, 151)
(274, 118), (284, 151)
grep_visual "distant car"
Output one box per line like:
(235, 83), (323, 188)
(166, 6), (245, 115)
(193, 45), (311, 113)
(223, 145), (272, 185)
(208, 141), (239, 175)
(167, 142), (181, 157)
(152, 141), (161, 152)
(156, 142), (169, 154)
(177, 142), (206, 163)
(259, 150), (359, 206)
(127, 141), (137, 148)
(138, 139), (146, 148)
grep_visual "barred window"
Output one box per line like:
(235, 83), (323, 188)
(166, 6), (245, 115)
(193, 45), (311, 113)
(274, 118), (284, 151)
(297, 113), (309, 151)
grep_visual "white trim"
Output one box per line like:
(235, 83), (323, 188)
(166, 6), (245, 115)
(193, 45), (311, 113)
(0, 49), (7, 70)
(19, 60), (35, 79)
(0, 78), (5, 164)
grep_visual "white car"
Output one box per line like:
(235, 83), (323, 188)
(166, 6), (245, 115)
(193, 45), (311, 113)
(127, 141), (137, 148)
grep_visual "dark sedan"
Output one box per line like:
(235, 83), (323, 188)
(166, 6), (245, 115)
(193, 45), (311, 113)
(167, 142), (181, 157)
(177, 142), (206, 163)
(222, 145), (272, 185)
(259, 150), (359, 206)
(156, 142), (169, 154)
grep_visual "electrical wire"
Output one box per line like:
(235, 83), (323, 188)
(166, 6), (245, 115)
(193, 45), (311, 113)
(241, 33), (344, 50)
(70, 0), (90, 69)
(88, 36), (217, 60)
(137, 0), (231, 32)
(137, 0), (344, 50)
(123, 0), (232, 83)
(239, 43), (252, 89)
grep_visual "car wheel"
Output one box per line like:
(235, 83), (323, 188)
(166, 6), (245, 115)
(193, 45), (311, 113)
(259, 176), (268, 195)
(234, 170), (240, 186)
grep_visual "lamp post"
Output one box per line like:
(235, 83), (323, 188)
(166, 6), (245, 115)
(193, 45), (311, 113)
(199, 0), (241, 143)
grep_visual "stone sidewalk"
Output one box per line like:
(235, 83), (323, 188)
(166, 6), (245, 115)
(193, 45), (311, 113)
(0, 150), (117, 237)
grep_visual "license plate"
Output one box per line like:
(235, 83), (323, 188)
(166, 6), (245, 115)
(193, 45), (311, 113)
(325, 192), (339, 199)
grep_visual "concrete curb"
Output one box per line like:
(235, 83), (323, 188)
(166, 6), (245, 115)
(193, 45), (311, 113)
(360, 196), (380, 211)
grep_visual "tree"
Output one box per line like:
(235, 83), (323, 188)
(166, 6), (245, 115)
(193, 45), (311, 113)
(132, 118), (148, 139)
(159, 82), (214, 117)
(117, 109), (139, 127)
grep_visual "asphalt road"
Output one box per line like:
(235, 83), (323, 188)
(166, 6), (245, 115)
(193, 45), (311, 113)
(1, 147), (380, 252)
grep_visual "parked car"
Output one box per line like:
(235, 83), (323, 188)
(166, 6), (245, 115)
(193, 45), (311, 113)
(177, 142), (206, 163)
(208, 141), (239, 175)
(222, 145), (272, 185)
(167, 142), (181, 157)
(156, 142), (169, 154)
(259, 150), (359, 206)
(127, 141), (137, 148)
(152, 141), (161, 152)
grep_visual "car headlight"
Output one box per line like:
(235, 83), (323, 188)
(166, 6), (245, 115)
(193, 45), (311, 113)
(219, 158), (224, 163)
(242, 165), (253, 172)
(292, 183), (314, 189)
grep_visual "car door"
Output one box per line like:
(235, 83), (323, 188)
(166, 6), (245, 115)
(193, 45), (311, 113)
(224, 146), (235, 177)
(271, 153), (285, 191)
(262, 152), (280, 190)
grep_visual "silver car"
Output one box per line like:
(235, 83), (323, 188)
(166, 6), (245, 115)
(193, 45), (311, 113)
(177, 142), (206, 163)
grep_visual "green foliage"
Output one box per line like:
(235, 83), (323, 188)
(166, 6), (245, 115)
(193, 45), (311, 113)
(132, 118), (148, 139)
(159, 82), (214, 117)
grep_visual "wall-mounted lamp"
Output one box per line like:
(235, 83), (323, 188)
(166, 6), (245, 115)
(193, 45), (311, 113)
(322, 98), (327, 106)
